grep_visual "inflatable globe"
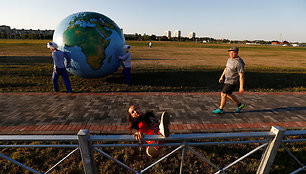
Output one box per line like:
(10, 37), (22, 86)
(52, 12), (126, 78)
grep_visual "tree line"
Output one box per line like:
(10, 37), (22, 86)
(0, 32), (53, 39)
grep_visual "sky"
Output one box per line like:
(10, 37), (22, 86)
(1, 0), (305, 42)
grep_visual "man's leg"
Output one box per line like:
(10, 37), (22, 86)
(228, 94), (245, 113)
(61, 69), (72, 92)
(219, 92), (227, 110)
(52, 70), (59, 92)
(124, 67), (131, 85)
(213, 92), (227, 114)
(227, 94), (240, 105)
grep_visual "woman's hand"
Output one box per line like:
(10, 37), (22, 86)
(133, 132), (143, 141)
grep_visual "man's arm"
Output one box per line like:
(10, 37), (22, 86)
(65, 60), (69, 68)
(239, 73), (244, 93)
(117, 53), (128, 61)
(219, 68), (226, 83)
(64, 53), (69, 68)
(52, 53), (58, 74)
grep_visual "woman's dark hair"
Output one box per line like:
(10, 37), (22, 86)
(127, 105), (154, 133)
(127, 105), (138, 133)
(127, 112), (134, 133)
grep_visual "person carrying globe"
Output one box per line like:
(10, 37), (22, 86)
(47, 42), (72, 93)
(117, 45), (131, 85)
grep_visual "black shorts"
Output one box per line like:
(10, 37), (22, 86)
(221, 84), (236, 94)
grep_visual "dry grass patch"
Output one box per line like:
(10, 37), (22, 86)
(129, 41), (306, 68)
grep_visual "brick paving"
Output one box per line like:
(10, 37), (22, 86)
(0, 92), (305, 135)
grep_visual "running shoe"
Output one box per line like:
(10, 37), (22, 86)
(236, 103), (245, 113)
(159, 112), (170, 137)
(146, 146), (160, 157)
(212, 108), (223, 114)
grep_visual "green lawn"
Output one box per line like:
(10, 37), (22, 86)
(0, 40), (305, 92)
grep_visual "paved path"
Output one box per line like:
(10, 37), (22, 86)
(0, 92), (305, 135)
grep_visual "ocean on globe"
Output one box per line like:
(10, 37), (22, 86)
(52, 12), (126, 78)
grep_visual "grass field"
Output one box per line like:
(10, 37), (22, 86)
(0, 39), (305, 92)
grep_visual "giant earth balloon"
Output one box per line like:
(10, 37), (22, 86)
(52, 12), (126, 78)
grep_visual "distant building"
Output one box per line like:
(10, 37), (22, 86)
(282, 41), (289, 45)
(165, 30), (171, 39)
(174, 30), (181, 38)
(271, 41), (281, 45)
(189, 32), (196, 39)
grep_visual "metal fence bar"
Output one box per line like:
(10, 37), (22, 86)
(44, 147), (79, 174)
(92, 140), (269, 148)
(281, 144), (304, 167)
(179, 143), (187, 174)
(184, 140), (269, 146)
(0, 128), (305, 173)
(290, 166), (306, 174)
(218, 143), (268, 173)
(187, 146), (219, 170)
(90, 132), (274, 142)
(284, 130), (306, 136)
(0, 152), (41, 174)
(94, 147), (139, 174)
(0, 144), (78, 148)
(93, 142), (182, 148)
(77, 129), (96, 174)
(257, 126), (286, 174)
(283, 139), (306, 143)
(0, 135), (78, 141)
(140, 145), (185, 174)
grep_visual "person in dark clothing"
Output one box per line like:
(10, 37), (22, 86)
(47, 41), (72, 93)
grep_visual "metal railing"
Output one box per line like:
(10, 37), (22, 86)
(0, 126), (305, 174)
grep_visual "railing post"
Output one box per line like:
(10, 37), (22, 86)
(179, 143), (187, 174)
(256, 126), (285, 174)
(77, 129), (96, 174)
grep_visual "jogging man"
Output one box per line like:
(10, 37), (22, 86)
(212, 46), (245, 114)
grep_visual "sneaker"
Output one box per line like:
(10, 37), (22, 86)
(159, 112), (170, 137)
(212, 108), (223, 114)
(236, 103), (245, 113)
(146, 146), (160, 157)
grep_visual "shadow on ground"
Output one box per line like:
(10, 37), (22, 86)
(1, 56), (305, 92)
(105, 70), (306, 91)
(0, 56), (52, 64)
(223, 107), (306, 114)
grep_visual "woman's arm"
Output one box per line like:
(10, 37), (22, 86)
(134, 122), (149, 141)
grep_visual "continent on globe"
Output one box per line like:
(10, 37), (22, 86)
(53, 12), (126, 78)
